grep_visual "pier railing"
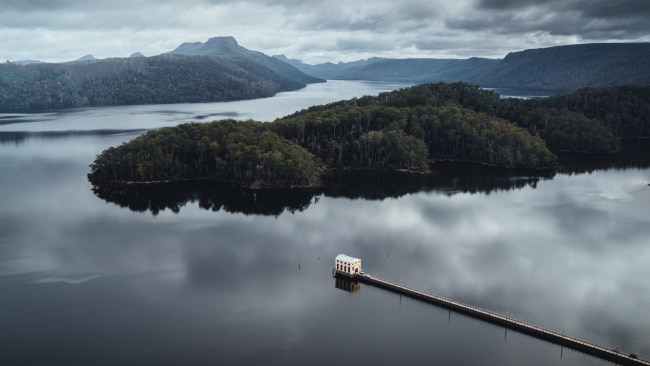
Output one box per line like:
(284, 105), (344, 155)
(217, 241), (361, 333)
(355, 273), (649, 366)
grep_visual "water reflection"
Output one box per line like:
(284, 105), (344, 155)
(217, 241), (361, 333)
(91, 181), (316, 216)
(0, 130), (146, 145)
(91, 164), (551, 216)
(3, 81), (649, 365)
(334, 275), (361, 293)
(322, 163), (551, 199)
(558, 142), (650, 174)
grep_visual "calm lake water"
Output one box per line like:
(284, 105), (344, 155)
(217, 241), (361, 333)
(1, 80), (649, 366)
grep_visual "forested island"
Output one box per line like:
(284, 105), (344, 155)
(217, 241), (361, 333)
(88, 82), (650, 189)
(86, 82), (548, 188)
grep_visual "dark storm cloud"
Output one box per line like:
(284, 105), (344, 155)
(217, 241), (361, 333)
(477, 0), (650, 18)
(456, 0), (650, 38)
(477, 0), (556, 10)
(0, 0), (648, 63)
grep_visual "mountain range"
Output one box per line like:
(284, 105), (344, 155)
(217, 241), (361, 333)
(2, 37), (649, 112)
(0, 37), (323, 112)
(276, 42), (650, 90)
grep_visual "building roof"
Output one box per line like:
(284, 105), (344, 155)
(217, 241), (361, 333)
(336, 254), (360, 264)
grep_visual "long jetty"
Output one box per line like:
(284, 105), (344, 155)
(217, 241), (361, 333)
(355, 273), (649, 366)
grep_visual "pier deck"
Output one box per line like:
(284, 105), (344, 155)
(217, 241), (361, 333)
(354, 273), (649, 366)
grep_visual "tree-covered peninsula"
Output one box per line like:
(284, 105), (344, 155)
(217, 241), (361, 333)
(89, 82), (650, 188)
(89, 83), (561, 188)
(88, 120), (320, 188)
(359, 82), (650, 153)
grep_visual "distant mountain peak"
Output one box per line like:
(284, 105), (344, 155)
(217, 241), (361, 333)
(75, 54), (97, 62)
(168, 36), (247, 56)
(205, 36), (239, 48)
(272, 54), (290, 62)
(129, 52), (145, 58)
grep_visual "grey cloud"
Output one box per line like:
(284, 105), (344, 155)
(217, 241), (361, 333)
(476, 0), (556, 10)
(447, 0), (650, 40)
(0, 0), (77, 10)
(476, 0), (650, 19)
(1, 0), (649, 64)
(577, 0), (650, 18)
(336, 38), (394, 52)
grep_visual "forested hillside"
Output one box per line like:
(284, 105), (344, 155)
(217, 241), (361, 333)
(279, 42), (650, 91)
(369, 82), (649, 153)
(331, 58), (498, 82)
(89, 82), (562, 188)
(88, 120), (320, 188)
(89, 82), (649, 188)
(0, 53), (322, 112)
(272, 103), (555, 170)
(168, 37), (322, 86)
(468, 43), (650, 90)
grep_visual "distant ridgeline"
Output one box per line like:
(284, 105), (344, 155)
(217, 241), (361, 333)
(0, 37), (323, 112)
(278, 43), (650, 91)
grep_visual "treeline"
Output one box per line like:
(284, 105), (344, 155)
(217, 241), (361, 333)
(323, 82), (649, 153)
(90, 82), (650, 187)
(88, 120), (320, 188)
(271, 104), (556, 170)
(89, 83), (563, 188)
(0, 55), (311, 112)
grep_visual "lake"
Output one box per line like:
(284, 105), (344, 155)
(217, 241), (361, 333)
(1, 80), (649, 366)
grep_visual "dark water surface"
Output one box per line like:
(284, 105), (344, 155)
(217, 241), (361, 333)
(1, 81), (649, 365)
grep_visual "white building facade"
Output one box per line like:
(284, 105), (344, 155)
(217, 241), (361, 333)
(334, 254), (362, 277)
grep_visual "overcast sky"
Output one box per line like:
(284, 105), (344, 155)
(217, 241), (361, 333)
(1, 0), (649, 64)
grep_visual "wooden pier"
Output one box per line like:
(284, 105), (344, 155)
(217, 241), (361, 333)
(353, 272), (649, 366)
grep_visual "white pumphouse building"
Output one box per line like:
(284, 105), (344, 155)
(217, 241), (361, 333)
(334, 254), (362, 277)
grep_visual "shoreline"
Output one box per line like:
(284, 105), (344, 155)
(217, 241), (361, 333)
(88, 160), (557, 189)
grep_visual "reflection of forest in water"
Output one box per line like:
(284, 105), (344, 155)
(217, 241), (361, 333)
(91, 162), (554, 216)
(557, 139), (650, 174)
(0, 130), (146, 144)
(92, 143), (650, 217)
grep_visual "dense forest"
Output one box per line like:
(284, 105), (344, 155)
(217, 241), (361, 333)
(89, 82), (649, 188)
(468, 43), (650, 90)
(271, 103), (555, 170)
(0, 53), (322, 112)
(88, 120), (320, 188)
(345, 82), (649, 153)
(89, 82), (567, 188)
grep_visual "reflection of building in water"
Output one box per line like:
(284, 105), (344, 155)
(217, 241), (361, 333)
(334, 254), (362, 277)
(335, 276), (361, 292)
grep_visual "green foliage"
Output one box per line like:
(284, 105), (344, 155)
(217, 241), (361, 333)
(468, 43), (650, 90)
(354, 81), (647, 153)
(89, 120), (320, 188)
(273, 100), (556, 170)
(0, 55), (314, 112)
(90, 81), (650, 187)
